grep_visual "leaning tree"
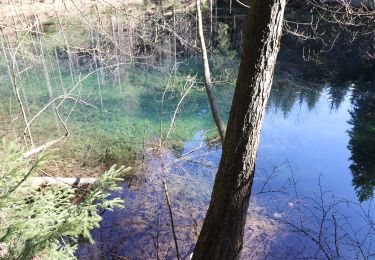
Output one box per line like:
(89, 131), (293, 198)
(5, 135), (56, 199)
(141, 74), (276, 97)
(192, 0), (286, 259)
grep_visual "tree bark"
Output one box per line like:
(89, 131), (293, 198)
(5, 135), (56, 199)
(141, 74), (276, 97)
(192, 0), (286, 259)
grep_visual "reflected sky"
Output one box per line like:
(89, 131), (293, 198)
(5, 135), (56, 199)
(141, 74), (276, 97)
(77, 81), (374, 259)
(259, 87), (353, 199)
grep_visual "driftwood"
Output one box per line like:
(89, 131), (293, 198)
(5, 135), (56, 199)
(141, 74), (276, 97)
(28, 177), (97, 187)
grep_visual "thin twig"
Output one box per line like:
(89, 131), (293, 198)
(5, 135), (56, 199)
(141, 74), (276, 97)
(162, 178), (181, 260)
(165, 76), (195, 140)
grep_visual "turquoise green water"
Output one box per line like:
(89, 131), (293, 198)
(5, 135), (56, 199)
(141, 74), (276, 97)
(0, 60), (233, 167)
(74, 70), (375, 259)
(0, 9), (374, 259)
(1, 47), (374, 258)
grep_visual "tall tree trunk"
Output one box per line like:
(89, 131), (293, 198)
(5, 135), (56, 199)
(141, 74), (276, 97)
(196, 0), (227, 143)
(173, 5), (177, 70)
(192, 0), (286, 259)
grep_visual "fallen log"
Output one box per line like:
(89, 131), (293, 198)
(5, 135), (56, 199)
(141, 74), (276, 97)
(28, 177), (97, 187)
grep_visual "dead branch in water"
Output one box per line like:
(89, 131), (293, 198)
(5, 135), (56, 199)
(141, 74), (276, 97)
(162, 178), (181, 260)
(19, 133), (67, 160)
(19, 106), (69, 160)
(12, 72), (33, 148)
(0, 30), (33, 147)
(165, 75), (196, 141)
(19, 65), (126, 160)
(154, 214), (161, 260)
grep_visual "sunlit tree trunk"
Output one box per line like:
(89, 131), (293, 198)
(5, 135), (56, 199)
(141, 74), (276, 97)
(173, 6), (177, 70)
(196, 0), (227, 142)
(192, 0), (286, 259)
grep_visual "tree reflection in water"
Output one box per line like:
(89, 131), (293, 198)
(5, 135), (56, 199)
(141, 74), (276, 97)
(348, 84), (375, 202)
(268, 78), (375, 202)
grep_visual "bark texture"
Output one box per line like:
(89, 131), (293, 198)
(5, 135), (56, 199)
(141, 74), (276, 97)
(192, 0), (286, 259)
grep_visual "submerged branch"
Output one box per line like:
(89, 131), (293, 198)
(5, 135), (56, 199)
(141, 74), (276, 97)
(162, 178), (181, 260)
(20, 107), (69, 160)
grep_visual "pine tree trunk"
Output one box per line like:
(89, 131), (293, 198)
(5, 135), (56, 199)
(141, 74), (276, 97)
(192, 0), (286, 259)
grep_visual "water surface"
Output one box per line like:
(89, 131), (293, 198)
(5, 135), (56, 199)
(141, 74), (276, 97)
(0, 8), (374, 258)
(75, 76), (375, 259)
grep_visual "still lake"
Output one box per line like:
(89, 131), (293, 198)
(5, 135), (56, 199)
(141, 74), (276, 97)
(0, 7), (373, 258)
(73, 62), (374, 259)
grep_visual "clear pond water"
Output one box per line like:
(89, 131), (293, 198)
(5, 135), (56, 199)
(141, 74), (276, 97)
(75, 73), (375, 259)
(0, 8), (374, 259)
